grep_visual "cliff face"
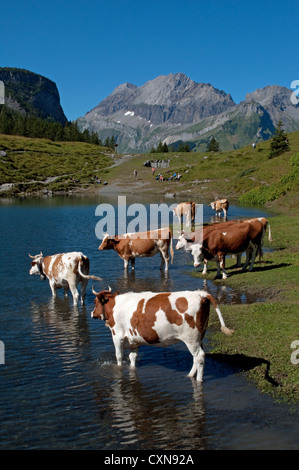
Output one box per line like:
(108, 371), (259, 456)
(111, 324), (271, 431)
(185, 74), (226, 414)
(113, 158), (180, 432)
(77, 74), (299, 153)
(0, 68), (67, 124)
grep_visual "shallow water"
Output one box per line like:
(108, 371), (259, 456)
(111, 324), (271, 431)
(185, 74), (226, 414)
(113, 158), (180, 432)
(0, 195), (298, 450)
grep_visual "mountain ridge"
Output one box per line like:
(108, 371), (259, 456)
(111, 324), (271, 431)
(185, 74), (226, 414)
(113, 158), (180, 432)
(77, 73), (299, 153)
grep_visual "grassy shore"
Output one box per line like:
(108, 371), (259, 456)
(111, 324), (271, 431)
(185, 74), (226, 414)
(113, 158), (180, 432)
(1, 131), (298, 403)
(198, 211), (299, 404)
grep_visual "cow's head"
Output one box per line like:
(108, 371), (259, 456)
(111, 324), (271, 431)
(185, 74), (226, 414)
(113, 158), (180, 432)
(29, 252), (46, 279)
(175, 235), (187, 250)
(175, 232), (193, 250)
(98, 234), (119, 251)
(189, 244), (203, 268)
(209, 202), (216, 210)
(91, 286), (118, 320)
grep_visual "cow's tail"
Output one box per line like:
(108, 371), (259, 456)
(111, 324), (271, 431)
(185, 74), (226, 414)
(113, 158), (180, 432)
(268, 223), (272, 242)
(206, 293), (234, 335)
(78, 255), (103, 281)
(170, 230), (174, 264)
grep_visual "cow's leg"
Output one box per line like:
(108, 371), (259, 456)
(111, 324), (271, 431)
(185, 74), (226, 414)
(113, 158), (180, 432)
(219, 255), (228, 279)
(215, 259), (222, 279)
(131, 258), (135, 270)
(49, 281), (57, 299)
(64, 287), (69, 297)
(113, 337), (124, 366)
(202, 259), (208, 274)
(248, 244), (258, 271)
(186, 342), (205, 382)
(242, 247), (252, 271)
(258, 244), (264, 263)
(236, 253), (242, 267)
(186, 212), (190, 228)
(160, 249), (169, 271)
(80, 279), (88, 305)
(69, 283), (79, 306)
(123, 258), (129, 270)
(129, 348), (138, 368)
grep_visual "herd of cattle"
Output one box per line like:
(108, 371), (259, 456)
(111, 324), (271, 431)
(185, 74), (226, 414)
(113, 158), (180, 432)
(28, 199), (271, 382)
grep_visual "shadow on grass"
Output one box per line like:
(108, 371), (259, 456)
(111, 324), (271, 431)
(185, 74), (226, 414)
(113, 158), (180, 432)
(193, 261), (292, 280)
(226, 262), (291, 278)
(209, 352), (279, 387)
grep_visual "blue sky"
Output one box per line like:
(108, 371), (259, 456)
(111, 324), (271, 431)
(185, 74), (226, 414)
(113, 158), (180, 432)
(1, 0), (298, 121)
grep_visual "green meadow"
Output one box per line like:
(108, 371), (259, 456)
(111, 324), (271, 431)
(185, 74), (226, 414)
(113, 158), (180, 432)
(0, 134), (113, 195)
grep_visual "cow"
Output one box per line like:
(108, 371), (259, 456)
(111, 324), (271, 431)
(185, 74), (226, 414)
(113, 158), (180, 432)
(245, 217), (272, 261)
(176, 218), (272, 277)
(187, 219), (267, 279)
(29, 251), (102, 306)
(173, 202), (197, 228)
(209, 199), (229, 220)
(98, 227), (174, 271)
(91, 286), (234, 382)
(176, 221), (244, 272)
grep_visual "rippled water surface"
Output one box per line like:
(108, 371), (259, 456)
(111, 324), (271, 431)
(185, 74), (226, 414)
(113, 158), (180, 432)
(0, 195), (298, 450)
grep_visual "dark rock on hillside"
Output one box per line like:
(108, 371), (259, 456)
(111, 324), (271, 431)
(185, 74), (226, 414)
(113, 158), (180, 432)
(0, 67), (67, 124)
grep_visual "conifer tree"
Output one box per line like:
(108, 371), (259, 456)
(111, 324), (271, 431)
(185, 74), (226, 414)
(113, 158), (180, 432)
(157, 141), (164, 153)
(269, 120), (289, 158)
(207, 136), (220, 152)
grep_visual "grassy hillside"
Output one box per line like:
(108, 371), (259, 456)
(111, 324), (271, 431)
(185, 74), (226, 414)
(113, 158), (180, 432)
(99, 128), (299, 210)
(1, 128), (299, 206)
(0, 134), (113, 195)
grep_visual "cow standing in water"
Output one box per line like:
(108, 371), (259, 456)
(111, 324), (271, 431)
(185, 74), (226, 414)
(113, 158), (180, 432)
(173, 202), (197, 228)
(209, 199), (229, 220)
(91, 287), (233, 382)
(98, 227), (174, 271)
(29, 251), (102, 306)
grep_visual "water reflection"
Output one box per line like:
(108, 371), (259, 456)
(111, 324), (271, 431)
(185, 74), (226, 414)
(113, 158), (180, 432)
(92, 364), (207, 450)
(30, 297), (92, 364)
(116, 269), (170, 293)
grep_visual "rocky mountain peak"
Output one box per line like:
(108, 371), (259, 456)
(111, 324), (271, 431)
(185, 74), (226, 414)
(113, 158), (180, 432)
(77, 73), (299, 153)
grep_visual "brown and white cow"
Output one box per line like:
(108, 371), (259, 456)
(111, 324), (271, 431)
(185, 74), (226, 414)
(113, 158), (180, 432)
(209, 199), (229, 220)
(91, 287), (233, 382)
(173, 202), (197, 228)
(98, 227), (174, 271)
(187, 219), (267, 279)
(176, 220), (244, 272)
(176, 218), (271, 277)
(29, 251), (102, 306)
